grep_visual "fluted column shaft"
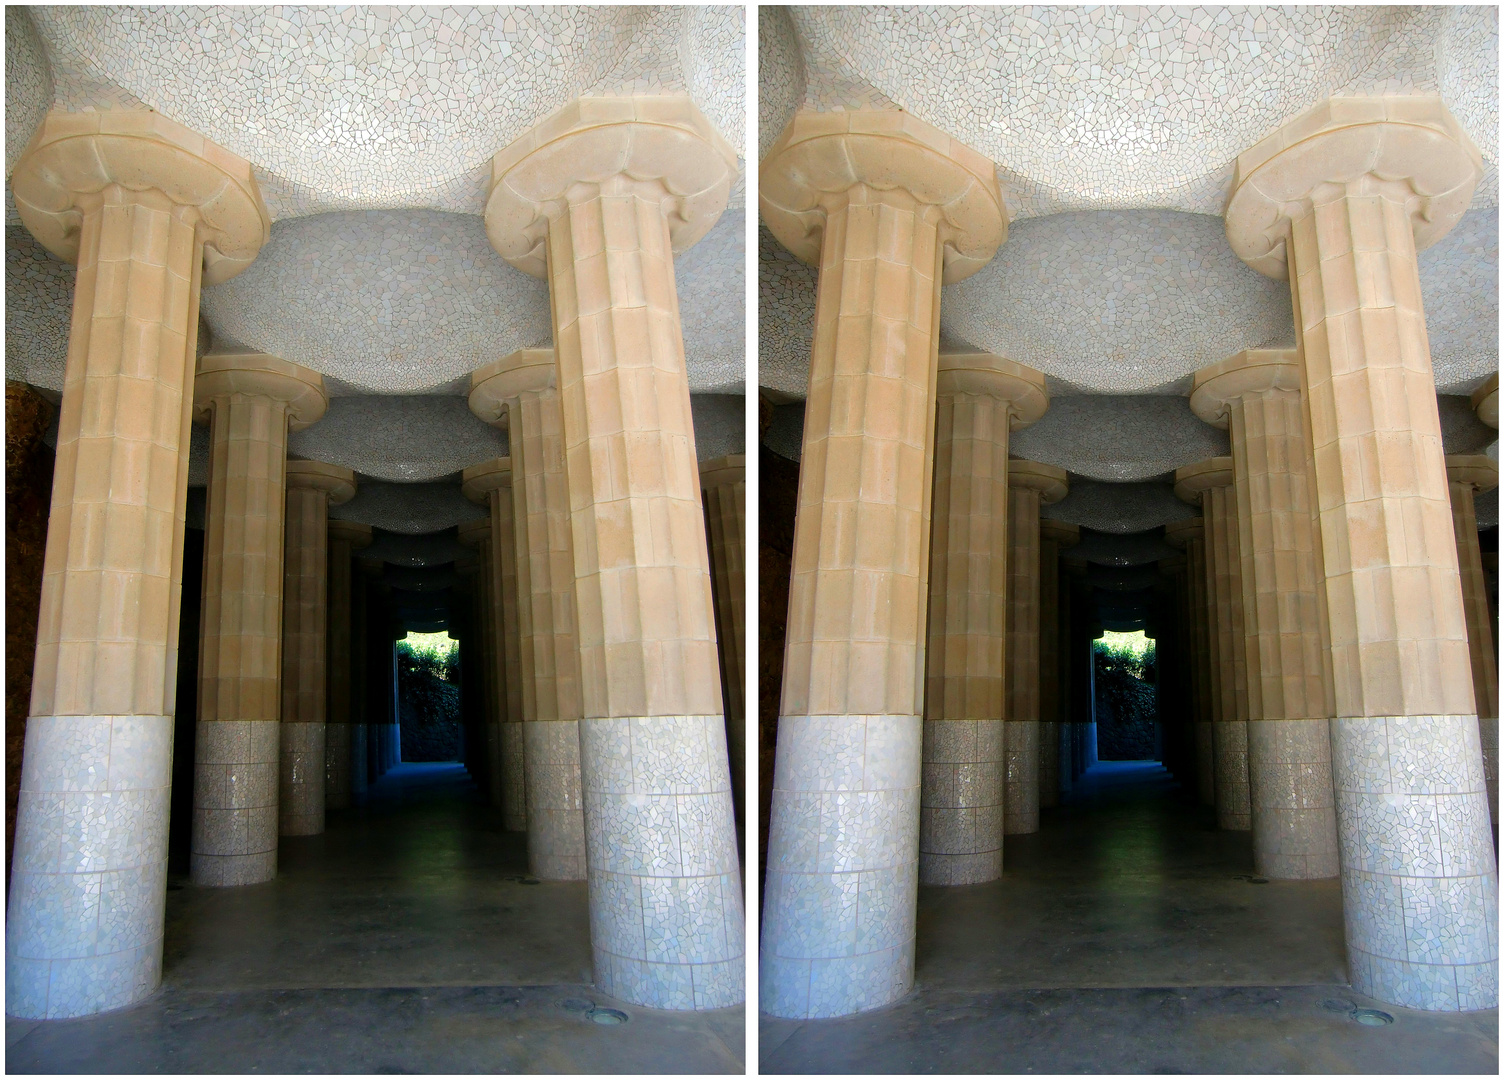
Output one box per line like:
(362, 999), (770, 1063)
(1193, 355), (1339, 878)
(1227, 98), (1495, 1009)
(191, 352), (329, 886)
(349, 563), (371, 801)
(457, 518), (508, 816)
(1037, 521), (1076, 810)
(7, 110), (268, 1019)
(1447, 459), (1498, 828)
(1185, 532), (1216, 806)
(488, 100), (744, 1009)
(757, 108), (1004, 1020)
(325, 521), (370, 811)
(1207, 484), (1251, 830)
(701, 456), (747, 846)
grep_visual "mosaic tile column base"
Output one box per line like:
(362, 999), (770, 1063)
(1212, 719), (1251, 831)
(1004, 719), (1040, 836)
(279, 721), (325, 837)
(1247, 717), (1338, 879)
(1333, 714), (1498, 1011)
(191, 718), (280, 885)
(919, 717), (1004, 885)
(524, 720), (586, 881)
(581, 715), (743, 1010)
(762, 713), (921, 1019)
(6, 714), (171, 1019)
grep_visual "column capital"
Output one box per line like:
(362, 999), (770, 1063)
(1158, 555), (1188, 574)
(1189, 349), (1301, 428)
(468, 348), (555, 425)
(1472, 373), (1498, 429)
(761, 109), (1006, 284)
(698, 453), (745, 491)
(1163, 516), (1206, 548)
(1225, 96), (1482, 280)
(1446, 454), (1500, 495)
(1060, 555), (1089, 578)
(285, 460), (355, 504)
(1008, 459), (1068, 504)
(937, 352), (1048, 426)
(356, 555), (384, 578)
(461, 457), (512, 505)
(194, 351), (328, 430)
(456, 517), (492, 549)
(1040, 518), (1080, 547)
(10, 110), (270, 285)
(328, 520), (373, 548)
(486, 95), (738, 278)
(1174, 457), (1235, 505)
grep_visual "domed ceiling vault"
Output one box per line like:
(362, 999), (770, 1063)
(758, 5), (1500, 575)
(6, 6), (748, 574)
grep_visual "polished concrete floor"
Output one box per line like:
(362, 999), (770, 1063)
(7, 762), (744, 1074)
(760, 761), (1499, 1074)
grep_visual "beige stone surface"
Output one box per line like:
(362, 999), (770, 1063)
(1038, 518), (1079, 811)
(459, 467), (527, 832)
(6, 114), (268, 1020)
(1176, 459), (1251, 831)
(762, 110), (1006, 1020)
(455, 517), (505, 814)
(920, 354), (1048, 884)
(1472, 373), (1498, 429)
(471, 353), (585, 880)
(1227, 97), (1494, 1012)
(1192, 350), (1338, 878)
(700, 454), (747, 844)
(1447, 454), (1499, 826)
(1165, 517), (1215, 807)
(326, 519), (372, 811)
(280, 461), (354, 838)
(489, 97), (742, 1011)
(191, 353), (326, 885)
(1005, 460), (1068, 837)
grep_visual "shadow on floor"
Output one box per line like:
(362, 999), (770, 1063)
(760, 760), (1498, 1074)
(8, 762), (744, 1074)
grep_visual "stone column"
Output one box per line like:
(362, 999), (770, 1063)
(920, 354), (1047, 886)
(456, 516), (507, 815)
(700, 454), (748, 847)
(488, 98), (744, 1010)
(758, 109), (1005, 1018)
(1176, 461), (1251, 829)
(191, 353), (326, 887)
(1038, 519), (1079, 810)
(461, 462), (526, 830)
(6, 111), (268, 1019)
(1191, 350), (1339, 878)
(350, 558), (376, 801)
(1005, 461), (1069, 836)
(1226, 97), (1495, 1010)
(326, 520), (372, 810)
(1156, 555), (1191, 782)
(1061, 558), (1092, 783)
(280, 462), (355, 836)
(1447, 455), (1499, 829)
(1165, 517), (1216, 806)
(470, 353), (585, 880)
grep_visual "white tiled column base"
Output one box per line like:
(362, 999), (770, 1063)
(761, 714), (921, 1019)
(6, 714), (171, 1019)
(279, 721), (325, 836)
(581, 715), (743, 1011)
(524, 720), (586, 881)
(191, 718), (280, 885)
(1004, 719), (1040, 835)
(919, 717), (1004, 885)
(1248, 717), (1339, 879)
(1213, 718), (1251, 831)
(1332, 714), (1499, 1011)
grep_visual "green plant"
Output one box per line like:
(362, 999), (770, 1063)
(1093, 633), (1158, 760)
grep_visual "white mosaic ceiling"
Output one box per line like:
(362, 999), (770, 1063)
(26, 5), (745, 218)
(286, 397), (509, 483)
(775, 5), (1498, 218)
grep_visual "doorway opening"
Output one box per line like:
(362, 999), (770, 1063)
(1091, 629), (1159, 763)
